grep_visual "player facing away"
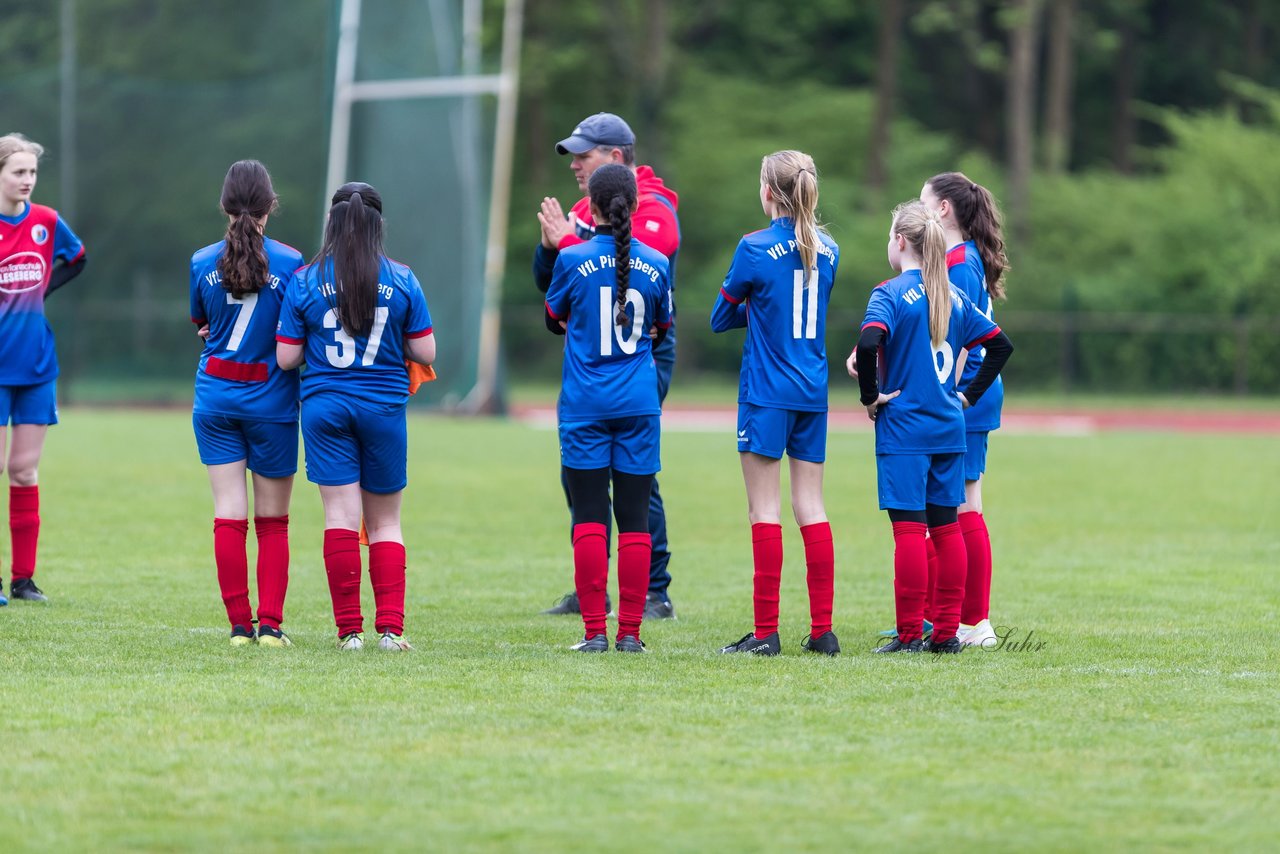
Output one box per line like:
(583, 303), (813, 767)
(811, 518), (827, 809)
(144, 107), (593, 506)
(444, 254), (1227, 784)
(544, 164), (673, 653)
(711, 151), (841, 657)
(920, 172), (1010, 648)
(276, 182), (436, 652)
(190, 161), (302, 647)
(534, 112), (681, 620)
(852, 201), (1012, 654)
(0, 133), (87, 606)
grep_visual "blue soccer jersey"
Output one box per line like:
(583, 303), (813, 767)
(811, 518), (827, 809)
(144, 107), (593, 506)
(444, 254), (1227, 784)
(861, 269), (1000, 455)
(545, 234), (672, 422)
(711, 218), (839, 412)
(190, 236), (304, 423)
(947, 241), (1003, 432)
(276, 257), (432, 405)
(0, 203), (85, 385)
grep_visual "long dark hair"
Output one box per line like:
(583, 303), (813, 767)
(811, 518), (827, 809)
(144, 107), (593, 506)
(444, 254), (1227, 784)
(314, 181), (384, 338)
(217, 160), (279, 300)
(588, 164), (637, 326)
(926, 171), (1009, 300)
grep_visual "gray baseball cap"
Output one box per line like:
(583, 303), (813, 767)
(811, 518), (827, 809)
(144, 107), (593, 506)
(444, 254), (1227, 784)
(555, 113), (636, 155)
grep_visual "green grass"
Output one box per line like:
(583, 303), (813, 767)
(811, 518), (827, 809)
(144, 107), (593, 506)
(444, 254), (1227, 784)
(3, 410), (1277, 851)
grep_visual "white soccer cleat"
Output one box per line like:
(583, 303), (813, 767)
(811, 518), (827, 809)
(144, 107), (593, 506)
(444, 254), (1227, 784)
(337, 632), (364, 651)
(377, 632), (413, 652)
(961, 619), (998, 649)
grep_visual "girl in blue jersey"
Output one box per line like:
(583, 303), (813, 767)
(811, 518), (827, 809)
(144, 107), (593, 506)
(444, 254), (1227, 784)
(544, 163), (672, 653)
(921, 172), (1010, 648)
(277, 182), (435, 652)
(190, 160), (302, 647)
(711, 150), (841, 657)
(0, 133), (87, 606)
(852, 201), (1012, 654)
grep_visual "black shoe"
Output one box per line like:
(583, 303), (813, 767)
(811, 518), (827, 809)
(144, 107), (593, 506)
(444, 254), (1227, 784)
(802, 631), (841, 656)
(542, 591), (612, 616)
(615, 635), (649, 653)
(873, 637), (925, 653)
(569, 634), (608, 653)
(9, 578), (48, 602)
(643, 593), (676, 620)
(719, 632), (781, 656)
(925, 635), (963, 654)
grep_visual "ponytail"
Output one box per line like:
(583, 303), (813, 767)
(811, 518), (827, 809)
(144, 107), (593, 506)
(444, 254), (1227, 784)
(315, 182), (385, 338)
(761, 150), (826, 283)
(217, 160), (278, 300)
(587, 164), (639, 328)
(892, 200), (952, 346)
(926, 171), (1009, 300)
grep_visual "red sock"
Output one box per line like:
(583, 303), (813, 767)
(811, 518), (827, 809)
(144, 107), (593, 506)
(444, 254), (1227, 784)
(616, 532), (651, 641)
(573, 523), (609, 638)
(751, 522), (783, 639)
(254, 515), (289, 630)
(323, 528), (363, 636)
(369, 541), (407, 635)
(924, 536), (939, 624)
(929, 522), (968, 643)
(213, 518), (252, 628)
(9, 485), (40, 580)
(959, 511), (992, 625)
(801, 522), (834, 637)
(891, 521), (928, 643)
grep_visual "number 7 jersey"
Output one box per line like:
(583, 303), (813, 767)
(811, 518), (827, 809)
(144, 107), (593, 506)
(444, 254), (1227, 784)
(190, 236), (303, 422)
(545, 234), (672, 422)
(276, 257), (432, 405)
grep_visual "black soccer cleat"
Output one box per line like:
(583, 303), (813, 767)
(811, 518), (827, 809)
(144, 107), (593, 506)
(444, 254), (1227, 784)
(925, 636), (963, 654)
(229, 625), (256, 647)
(542, 591), (612, 616)
(873, 637), (925, 653)
(569, 634), (609, 653)
(802, 631), (841, 656)
(615, 635), (649, 653)
(719, 631), (781, 656)
(643, 593), (677, 620)
(9, 578), (48, 602)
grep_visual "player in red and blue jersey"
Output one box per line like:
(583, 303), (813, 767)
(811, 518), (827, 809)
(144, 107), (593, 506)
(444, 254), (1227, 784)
(544, 164), (672, 653)
(711, 150), (841, 657)
(190, 160), (302, 647)
(276, 182), (435, 652)
(851, 200), (1012, 654)
(921, 172), (1011, 648)
(0, 133), (87, 605)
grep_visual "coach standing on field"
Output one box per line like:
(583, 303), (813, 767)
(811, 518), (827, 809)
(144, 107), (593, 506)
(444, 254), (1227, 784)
(533, 112), (682, 620)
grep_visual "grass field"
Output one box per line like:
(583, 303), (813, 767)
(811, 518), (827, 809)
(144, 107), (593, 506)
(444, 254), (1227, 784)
(2, 407), (1277, 852)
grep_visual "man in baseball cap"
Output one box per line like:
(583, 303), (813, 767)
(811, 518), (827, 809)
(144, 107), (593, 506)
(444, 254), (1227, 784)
(533, 112), (683, 622)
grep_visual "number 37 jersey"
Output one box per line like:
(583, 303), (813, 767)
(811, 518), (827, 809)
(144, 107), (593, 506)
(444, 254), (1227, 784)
(276, 257), (433, 405)
(190, 237), (304, 422)
(545, 234), (672, 422)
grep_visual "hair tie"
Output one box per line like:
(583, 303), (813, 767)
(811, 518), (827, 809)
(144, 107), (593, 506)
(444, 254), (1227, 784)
(969, 182), (979, 192)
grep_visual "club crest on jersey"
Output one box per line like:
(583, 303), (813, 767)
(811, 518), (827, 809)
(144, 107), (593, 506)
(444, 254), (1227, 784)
(30, 224), (49, 245)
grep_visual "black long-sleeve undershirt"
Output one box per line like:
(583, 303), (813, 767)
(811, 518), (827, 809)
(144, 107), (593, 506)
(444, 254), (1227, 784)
(45, 257), (87, 298)
(856, 326), (1014, 408)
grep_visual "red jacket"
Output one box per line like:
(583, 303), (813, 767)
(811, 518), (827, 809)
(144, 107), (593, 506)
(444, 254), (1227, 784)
(557, 165), (680, 259)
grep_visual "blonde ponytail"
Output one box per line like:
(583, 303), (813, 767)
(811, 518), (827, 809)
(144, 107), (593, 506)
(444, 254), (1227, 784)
(892, 200), (951, 346)
(761, 150), (825, 280)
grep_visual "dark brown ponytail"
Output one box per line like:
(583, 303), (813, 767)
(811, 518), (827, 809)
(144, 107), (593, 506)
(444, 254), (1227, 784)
(217, 160), (278, 299)
(588, 164), (638, 327)
(926, 171), (1010, 300)
(314, 182), (384, 338)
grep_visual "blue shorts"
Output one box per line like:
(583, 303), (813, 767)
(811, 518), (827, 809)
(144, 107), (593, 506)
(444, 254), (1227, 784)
(876, 452), (965, 511)
(559, 415), (661, 475)
(964, 431), (989, 481)
(301, 393), (408, 494)
(193, 413), (298, 477)
(736, 404), (826, 463)
(0, 381), (58, 426)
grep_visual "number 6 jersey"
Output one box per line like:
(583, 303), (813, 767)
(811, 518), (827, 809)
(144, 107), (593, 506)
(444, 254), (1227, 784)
(276, 257), (432, 405)
(190, 236), (303, 422)
(710, 217), (840, 412)
(545, 233), (672, 422)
